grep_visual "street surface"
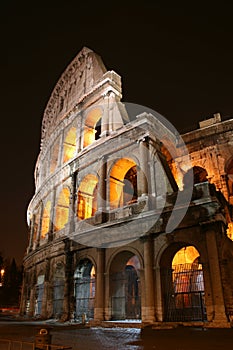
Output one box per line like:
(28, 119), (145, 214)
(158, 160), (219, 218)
(0, 315), (232, 349)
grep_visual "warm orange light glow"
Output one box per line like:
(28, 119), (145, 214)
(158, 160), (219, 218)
(110, 158), (137, 209)
(77, 174), (98, 220)
(54, 188), (70, 231)
(63, 127), (77, 163)
(172, 246), (200, 267)
(83, 107), (102, 148)
(41, 201), (51, 238)
(83, 126), (96, 148)
(126, 255), (140, 270)
(172, 165), (184, 190)
(227, 222), (233, 241)
(0, 269), (4, 276)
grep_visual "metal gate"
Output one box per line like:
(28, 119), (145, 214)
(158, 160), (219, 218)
(75, 276), (95, 320)
(164, 263), (207, 322)
(53, 279), (65, 318)
(35, 283), (44, 316)
(111, 266), (141, 320)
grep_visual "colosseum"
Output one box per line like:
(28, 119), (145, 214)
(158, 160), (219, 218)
(20, 47), (233, 328)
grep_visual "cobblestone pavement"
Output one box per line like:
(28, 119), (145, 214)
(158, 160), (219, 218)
(0, 317), (233, 350)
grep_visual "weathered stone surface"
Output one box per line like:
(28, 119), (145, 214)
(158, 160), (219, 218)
(21, 48), (233, 329)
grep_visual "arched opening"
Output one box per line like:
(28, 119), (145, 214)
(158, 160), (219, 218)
(183, 166), (208, 188)
(50, 140), (60, 174)
(63, 126), (77, 163)
(109, 158), (137, 209)
(77, 174), (98, 220)
(54, 188), (70, 231)
(53, 263), (65, 318)
(161, 245), (206, 322)
(110, 251), (141, 320)
(35, 274), (44, 316)
(40, 201), (51, 239)
(83, 107), (102, 148)
(74, 259), (95, 321)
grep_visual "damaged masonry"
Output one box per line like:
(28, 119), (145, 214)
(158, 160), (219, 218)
(20, 47), (233, 328)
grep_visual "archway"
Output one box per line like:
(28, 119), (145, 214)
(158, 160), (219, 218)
(53, 263), (65, 318)
(54, 187), (70, 231)
(161, 245), (206, 322)
(74, 259), (95, 321)
(63, 126), (77, 163)
(40, 200), (51, 239)
(35, 274), (44, 316)
(83, 107), (102, 148)
(183, 166), (208, 188)
(110, 251), (141, 320)
(109, 158), (137, 209)
(77, 174), (98, 220)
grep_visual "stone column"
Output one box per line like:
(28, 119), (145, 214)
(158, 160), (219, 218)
(69, 172), (77, 234)
(41, 259), (50, 318)
(138, 137), (149, 198)
(94, 248), (105, 321)
(28, 268), (37, 317)
(35, 204), (43, 248)
(62, 239), (73, 321)
(27, 215), (35, 253)
(205, 228), (228, 325)
(101, 94), (110, 137)
(142, 236), (155, 322)
(19, 270), (27, 315)
(154, 267), (163, 321)
(96, 156), (107, 223)
(48, 189), (56, 241)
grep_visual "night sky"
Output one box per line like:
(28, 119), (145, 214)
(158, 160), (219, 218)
(2, 1), (233, 265)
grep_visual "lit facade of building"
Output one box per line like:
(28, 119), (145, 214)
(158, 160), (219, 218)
(20, 47), (233, 328)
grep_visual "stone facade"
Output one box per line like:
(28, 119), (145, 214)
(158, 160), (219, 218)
(20, 47), (233, 328)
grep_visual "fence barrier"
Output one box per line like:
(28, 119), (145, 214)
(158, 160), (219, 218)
(0, 339), (72, 350)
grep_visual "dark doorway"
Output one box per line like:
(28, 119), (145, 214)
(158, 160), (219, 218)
(111, 255), (141, 320)
(74, 260), (95, 321)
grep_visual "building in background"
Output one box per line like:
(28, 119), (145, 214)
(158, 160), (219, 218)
(20, 47), (233, 328)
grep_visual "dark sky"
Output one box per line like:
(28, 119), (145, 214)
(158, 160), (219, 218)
(2, 1), (233, 264)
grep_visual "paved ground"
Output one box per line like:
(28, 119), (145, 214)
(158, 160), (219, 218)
(0, 315), (232, 350)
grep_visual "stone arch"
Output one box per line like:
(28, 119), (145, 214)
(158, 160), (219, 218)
(63, 126), (77, 163)
(183, 166), (208, 188)
(109, 158), (138, 209)
(106, 247), (144, 274)
(54, 187), (70, 231)
(108, 250), (141, 320)
(159, 242), (207, 322)
(74, 258), (96, 321)
(83, 107), (102, 148)
(77, 174), (98, 220)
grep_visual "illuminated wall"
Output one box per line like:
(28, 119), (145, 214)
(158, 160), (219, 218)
(41, 201), (51, 239)
(110, 158), (137, 209)
(83, 107), (102, 148)
(77, 174), (98, 220)
(63, 127), (77, 163)
(54, 188), (70, 231)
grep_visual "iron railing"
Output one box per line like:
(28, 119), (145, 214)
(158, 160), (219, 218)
(0, 339), (72, 350)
